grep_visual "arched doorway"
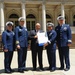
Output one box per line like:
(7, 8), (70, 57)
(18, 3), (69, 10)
(46, 14), (52, 23)
(26, 14), (36, 31)
(8, 14), (19, 27)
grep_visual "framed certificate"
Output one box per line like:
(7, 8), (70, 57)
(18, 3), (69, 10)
(37, 32), (48, 46)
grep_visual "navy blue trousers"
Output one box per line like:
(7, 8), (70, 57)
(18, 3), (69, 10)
(58, 46), (70, 68)
(4, 51), (13, 71)
(17, 47), (27, 70)
(46, 48), (56, 69)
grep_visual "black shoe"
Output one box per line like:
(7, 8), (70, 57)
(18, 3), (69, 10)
(32, 68), (36, 71)
(46, 67), (51, 70)
(58, 67), (64, 70)
(10, 69), (15, 72)
(23, 68), (28, 71)
(46, 68), (50, 70)
(18, 70), (24, 73)
(64, 68), (70, 71)
(50, 67), (56, 72)
(39, 68), (44, 71)
(5, 70), (11, 73)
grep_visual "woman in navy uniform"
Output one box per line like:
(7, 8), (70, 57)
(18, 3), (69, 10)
(55, 16), (72, 71)
(15, 17), (28, 73)
(2, 21), (15, 73)
(44, 23), (57, 72)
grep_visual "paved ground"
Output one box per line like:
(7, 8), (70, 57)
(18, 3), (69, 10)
(0, 49), (75, 75)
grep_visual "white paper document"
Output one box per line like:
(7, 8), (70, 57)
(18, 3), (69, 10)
(37, 32), (48, 46)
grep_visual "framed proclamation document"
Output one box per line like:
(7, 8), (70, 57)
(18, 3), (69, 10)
(37, 32), (48, 46)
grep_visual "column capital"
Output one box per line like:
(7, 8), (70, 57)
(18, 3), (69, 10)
(0, 2), (4, 8)
(61, 3), (65, 6)
(21, 2), (26, 27)
(42, 1), (46, 32)
(61, 3), (65, 23)
(22, 0), (26, 3)
(0, 0), (4, 3)
(61, 0), (68, 4)
(42, 0), (46, 5)
(21, 2), (26, 5)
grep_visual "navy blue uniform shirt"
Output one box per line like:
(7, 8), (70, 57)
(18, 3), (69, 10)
(15, 26), (28, 47)
(2, 30), (15, 51)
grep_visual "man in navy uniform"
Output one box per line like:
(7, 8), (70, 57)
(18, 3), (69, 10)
(55, 16), (72, 71)
(15, 17), (28, 73)
(44, 23), (57, 72)
(29, 23), (44, 71)
(2, 21), (15, 73)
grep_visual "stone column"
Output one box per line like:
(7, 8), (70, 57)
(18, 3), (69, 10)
(61, 3), (65, 23)
(61, 3), (65, 17)
(70, 9), (73, 26)
(54, 7), (58, 26)
(21, 3), (26, 27)
(42, 2), (46, 32)
(38, 6), (42, 26)
(0, 2), (5, 34)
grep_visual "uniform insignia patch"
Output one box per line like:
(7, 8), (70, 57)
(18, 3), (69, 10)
(49, 33), (52, 36)
(19, 29), (22, 31)
(64, 27), (67, 31)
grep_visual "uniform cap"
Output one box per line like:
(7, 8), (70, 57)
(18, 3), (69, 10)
(47, 22), (54, 27)
(18, 17), (25, 21)
(6, 21), (13, 26)
(57, 16), (65, 20)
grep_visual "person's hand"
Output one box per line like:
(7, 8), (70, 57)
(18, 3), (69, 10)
(44, 43), (48, 47)
(34, 35), (38, 38)
(68, 44), (71, 47)
(17, 45), (20, 49)
(4, 49), (8, 52)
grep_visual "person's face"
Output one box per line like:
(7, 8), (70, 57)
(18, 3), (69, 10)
(19, 21), (25, 26)
(35, 24), (41, 30)
(7, 25), (13, 31)
(47, 26), (53, 31)
(58, 20), (64, 25)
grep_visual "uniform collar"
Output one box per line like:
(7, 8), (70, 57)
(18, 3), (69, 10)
(19, 25), (23, 29)
(36, 30), (40, 32)
(58, 24), (64, 27)
(48, 30), (52, 33)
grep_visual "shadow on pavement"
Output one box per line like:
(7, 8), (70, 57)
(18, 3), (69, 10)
(0, 69), (4, 74)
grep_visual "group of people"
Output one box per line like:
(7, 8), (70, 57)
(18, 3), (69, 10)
(2, 16), (72, 73)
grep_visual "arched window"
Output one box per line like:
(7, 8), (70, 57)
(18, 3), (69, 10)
(9, 14), (19, 18)
(46, 14), (51, 19)
(73, 15), (75, 26)
(26, 14), (36, 31)
(26, 14), (35, 18)
(46, 14), (52, 23)
(8, 14), (19, 27)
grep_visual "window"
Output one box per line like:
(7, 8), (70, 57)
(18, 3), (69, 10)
(73, 15), (75, 26)
(8, 14), (19, 27)
(26, 14), (36, 31)
(46, 14), (52, 23)
(9, 14), (19, 18)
